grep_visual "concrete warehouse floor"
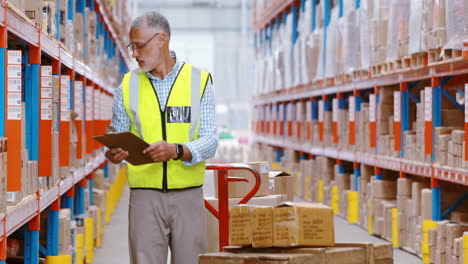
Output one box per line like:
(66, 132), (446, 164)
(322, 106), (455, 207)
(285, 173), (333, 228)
(94, 173), (422, 264)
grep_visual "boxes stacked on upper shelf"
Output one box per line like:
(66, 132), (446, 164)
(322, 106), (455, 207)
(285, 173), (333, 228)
(356, 103), (371, 154)
(377, 88), (399, 158)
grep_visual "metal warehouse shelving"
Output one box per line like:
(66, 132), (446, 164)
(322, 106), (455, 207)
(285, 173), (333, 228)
(251, 0), (468, 229)
(0, 0), (131, 263)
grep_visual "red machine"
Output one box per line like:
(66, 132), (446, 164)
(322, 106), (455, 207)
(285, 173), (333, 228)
(204, 164), (261, 251)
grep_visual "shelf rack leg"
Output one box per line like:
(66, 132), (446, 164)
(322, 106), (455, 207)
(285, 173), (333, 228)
(25, 214), (40, 264)
(88, 172), (94, 206)
(62, 186), (75, 220)
(432, 178), (441, 221)
(353, 162), (360, 191)
(401, 82), (409, 158)
(47, 199), (60, 256)
(375, 166), (382, 180)
(76, 179), (87, 219)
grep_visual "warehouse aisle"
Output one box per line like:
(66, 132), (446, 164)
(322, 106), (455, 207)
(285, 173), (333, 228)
(94, 181), (421, 264)
(93, 187), (131, 264)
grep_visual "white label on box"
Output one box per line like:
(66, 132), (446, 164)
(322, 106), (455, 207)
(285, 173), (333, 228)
(41, 88), (52, 99)
(61, 111), (70, 121)
(7, 106), (21, 120)
(349, 96), (355, 122)
(41, 109), (52, 120)
(8, 65), (21, 78)
(8, 93), (21, 106)
(318, 100), (324, 122)
(7, 50), (21, 64)
(259, 162), (270, 173)
(465, 84), (468, 122)
(41, 99), (52, 110)
(8, 79), (21, 92)
(41, 66), (52, 77)
(306, 101), (312, 121)
(424, 88), (432, 122)
(41, 76), (53, 88)
(369, 94), (376, 122)
(394, 92), (401, 122)
(332, 98), (338, 122)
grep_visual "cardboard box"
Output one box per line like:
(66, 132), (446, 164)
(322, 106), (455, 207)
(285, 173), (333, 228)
(273, 202), (334, 247)
(199, 252), (316, 264)
(251, 206), (274, 248)
(223, 241), (393, 264)
(59, 209), (71, 255)
(371, 180), (397, 199)
(205, 195), (286, 252)
(397, 178), (412, 196)
(24, 0), (42, 25)
(229, 205), (252, 246)
(450, 211), (468, 223)
(214, 161), (270, 198)
(269, 171), (294, 202)
(421, 189), (432, 220)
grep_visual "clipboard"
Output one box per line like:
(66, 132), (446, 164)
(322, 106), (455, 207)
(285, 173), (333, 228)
(93, 132), (153, 165)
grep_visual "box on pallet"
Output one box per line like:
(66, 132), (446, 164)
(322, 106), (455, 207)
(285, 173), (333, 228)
(205, 194), (286, 252)
(273, 202), (334, 247)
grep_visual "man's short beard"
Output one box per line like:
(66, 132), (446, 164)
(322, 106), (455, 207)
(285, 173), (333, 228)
(140, 66), (151, 72)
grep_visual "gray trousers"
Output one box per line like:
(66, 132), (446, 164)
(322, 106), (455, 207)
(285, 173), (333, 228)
(128, 187), (207, 264)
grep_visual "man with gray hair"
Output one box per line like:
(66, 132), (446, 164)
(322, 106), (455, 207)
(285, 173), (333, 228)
(105, 11), (218, 264)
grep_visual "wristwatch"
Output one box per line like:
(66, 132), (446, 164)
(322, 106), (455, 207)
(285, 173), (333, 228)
(174, 144), (184, 160)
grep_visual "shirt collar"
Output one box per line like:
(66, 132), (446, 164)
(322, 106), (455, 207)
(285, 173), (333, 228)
(146, 50), (182, 81)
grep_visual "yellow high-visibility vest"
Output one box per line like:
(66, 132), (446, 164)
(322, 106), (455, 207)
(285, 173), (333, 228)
(122, 63), (211, 190)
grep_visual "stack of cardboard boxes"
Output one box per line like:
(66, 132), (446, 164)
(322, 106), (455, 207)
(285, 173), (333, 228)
(357, 103), (372, 154)
(229, 202), (335, 248)
(377, 88), (399, 158)
(200, 202), (394, 264)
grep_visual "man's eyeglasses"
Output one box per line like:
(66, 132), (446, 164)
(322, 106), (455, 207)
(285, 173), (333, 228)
(127, 32), (160, 52)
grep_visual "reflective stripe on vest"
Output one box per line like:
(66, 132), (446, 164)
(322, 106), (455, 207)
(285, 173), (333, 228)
(129, 66), (202, 141)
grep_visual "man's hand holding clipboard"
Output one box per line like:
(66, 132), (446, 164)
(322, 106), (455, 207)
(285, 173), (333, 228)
(94, 129), (181, 165)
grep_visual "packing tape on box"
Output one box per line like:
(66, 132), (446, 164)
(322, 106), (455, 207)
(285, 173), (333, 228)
(318, 180), (324, 203)
(331, 185), (339, 215)
(422, 220), (438, 263)
(392, 208), (399, 248)
(347, 191), (359, 223)
(305, 176), (311, 201)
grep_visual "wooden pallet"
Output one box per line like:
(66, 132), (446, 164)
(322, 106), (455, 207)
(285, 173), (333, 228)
(382, 61), (394, 74)
(410, 52), (428, 69)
